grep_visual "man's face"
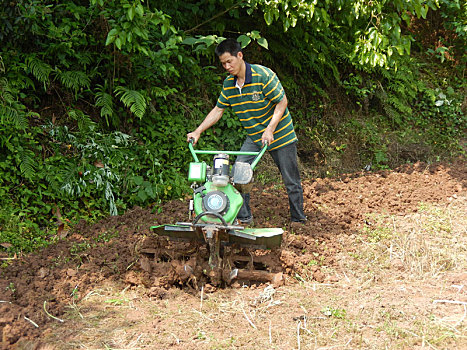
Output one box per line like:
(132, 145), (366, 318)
(219, 51), (243, 76)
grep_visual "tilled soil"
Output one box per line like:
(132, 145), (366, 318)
(0, 159), (465, 349)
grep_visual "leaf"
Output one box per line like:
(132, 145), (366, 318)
(105, 28), (118, 46)
(115, 37), (122, 49)
(237, 35), (251, 48)
(25, 56), (52, 87)
(421, 5), (428, 19)
(264, 10), (274, 25)
(68, 109), (96, 132)
(18, 148), (36, 179)
(128, 6), (135, 21)
(199, 35), (216, 47)
(94, 160), (105, 168)
(115, 86), (147, 119)
(182, 37), (198, 45)
(413, 1), (422, 18)
(95, 91), (114, 118)
(257, 37), (268, 49)
(57, 71), (91, 92)
(145, 183), (155, 198)
(134, 176), (143, 186)
(138, 188), (148, 201)
(249, 30), (261, 39)
(135, 4), (144, 17)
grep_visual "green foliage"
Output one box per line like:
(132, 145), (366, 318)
(429, 0), (467, 66)
(344, 116), (391, 169)
(238, 31), (269, 49)
(101, 0), (175, 54)
(413, 85), (466, 153)
(95, 86), (115, 127)
(0, 78), (29, 129)
(115, 86), (147, 119)
(56, 70), (91, 93)
(248, 0), (440, 69)
(25, 55), (52, 89)
(321, 306), (347, 319)
(182, 31), (268, 54)
(0, 206), (49, 254)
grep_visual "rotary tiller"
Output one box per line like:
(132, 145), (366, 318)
(151, 140), (284, 286)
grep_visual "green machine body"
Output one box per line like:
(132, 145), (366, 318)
(193, 181), (243, 224)
(187, 140), (267, 225)
(188, 162), (206, 182)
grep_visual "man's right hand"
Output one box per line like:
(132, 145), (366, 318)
(186, 131), (201, 145)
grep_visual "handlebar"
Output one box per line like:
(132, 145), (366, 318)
(188, 139), (267, 171)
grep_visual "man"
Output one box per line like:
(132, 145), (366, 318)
(186, 38), (307, 224)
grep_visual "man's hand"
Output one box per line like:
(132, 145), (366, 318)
(261, 127), (274, 146)
(186, 131), (201, 145)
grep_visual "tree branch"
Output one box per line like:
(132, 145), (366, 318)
(185, 1), (245, 34)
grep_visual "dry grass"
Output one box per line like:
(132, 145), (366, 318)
(44, 196), (467, 349)
(349, 198), (467, 281)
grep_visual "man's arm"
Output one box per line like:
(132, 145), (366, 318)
(262, 94), (287, 145)
(187, 106), (225, 144)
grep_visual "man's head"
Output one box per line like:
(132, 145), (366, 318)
(215, 38), (244, 77)
(215, 38), (242, 57)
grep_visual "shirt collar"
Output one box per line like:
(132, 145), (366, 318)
(233, 62), (252, 85)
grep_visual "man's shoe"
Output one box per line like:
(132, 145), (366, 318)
(235, 216), (254, 226)
(291, 216), (307, 224)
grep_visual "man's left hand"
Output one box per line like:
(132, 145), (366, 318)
(262, 128), (274, 146)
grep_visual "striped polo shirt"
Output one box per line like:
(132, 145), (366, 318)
(216, 62), (297, 151)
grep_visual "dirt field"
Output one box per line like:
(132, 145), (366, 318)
(1, 159), (466, 349)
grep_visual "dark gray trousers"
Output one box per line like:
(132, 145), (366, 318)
(235, 137), (306, 222)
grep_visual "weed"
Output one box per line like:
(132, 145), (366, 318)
(363, 224), (393, 243)
(70, 241), (92, 256)
(66, 286), (84, 320)
(417, 202), (453, 235)
(321, 306), (347, 319)
(307, 259), (319, 266)
(195, 330), (207, 340)
(6, 282), (16, 293)
(94, 230), (119, 243)
(105, 297), (129, 306)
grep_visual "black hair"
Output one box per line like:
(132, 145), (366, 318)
(215, 38), (242, 57)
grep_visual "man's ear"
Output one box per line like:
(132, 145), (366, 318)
(237, 51), (243, 60)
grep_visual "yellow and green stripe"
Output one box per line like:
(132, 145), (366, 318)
(216, 63), (297, 150)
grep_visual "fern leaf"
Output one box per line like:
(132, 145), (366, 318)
(18, 148), (36, 179)
(68, 109), (96, 133)
(3, 105), (28, 129)
(25, 55), (52, 88)
(95, 90), (114, 118)
(0, 94), (27, 129)
(0, 78), (29, 129)
(114, 86), (147, 119)
(57, 70), (91, 92)
(152, 86), (177, 99)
